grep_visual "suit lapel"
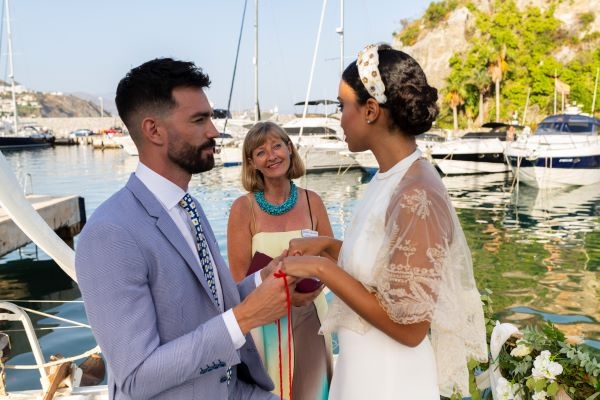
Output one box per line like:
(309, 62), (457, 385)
(126, 174), (220, 309)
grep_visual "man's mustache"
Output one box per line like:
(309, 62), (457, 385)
(199, 139), (216, 151)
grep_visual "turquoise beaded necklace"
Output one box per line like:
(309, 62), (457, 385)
(254, 181), (298, 215)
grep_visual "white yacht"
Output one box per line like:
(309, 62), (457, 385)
(282, 101), (359, 173)
(505, 108), (600, 188)
(423, 123), (520, 175)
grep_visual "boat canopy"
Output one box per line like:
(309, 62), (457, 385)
(292, 99), (340, 118)
(462, 122), (524, 140)
(536, 114), (600, 136)
(294, 99), (339, 106)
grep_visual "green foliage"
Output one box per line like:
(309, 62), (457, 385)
(579, 12), (596, 29)
(497, 323), (600, 399)
(402, 0), (600, 128)
(473, 289), (600, 399)
(423, 0), (459, 29)
(396, 20), (421, 46)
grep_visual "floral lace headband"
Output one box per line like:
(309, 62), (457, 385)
(356, 44), (387, 104)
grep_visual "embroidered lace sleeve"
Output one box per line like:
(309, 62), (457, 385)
(372, 167), (451, 324)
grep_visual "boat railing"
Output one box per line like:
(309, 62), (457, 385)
(0, 301), (103, 396)
(512, 129), (600, 149)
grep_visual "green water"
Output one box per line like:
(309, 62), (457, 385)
(1, 146), (598, 391)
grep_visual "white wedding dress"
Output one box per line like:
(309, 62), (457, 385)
(321, 149), (487, 399)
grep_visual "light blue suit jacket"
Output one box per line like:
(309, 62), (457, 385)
(75, 174), (277, 399)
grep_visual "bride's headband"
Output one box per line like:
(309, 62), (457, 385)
(356, 44), (387, 104)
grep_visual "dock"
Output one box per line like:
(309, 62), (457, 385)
(91, 136), (122, 150)
(0, 195), (86, 257)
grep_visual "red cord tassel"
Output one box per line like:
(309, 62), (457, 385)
(274, 269), (293, 400)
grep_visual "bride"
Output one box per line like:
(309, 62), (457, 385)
(281, 43), (488, 399)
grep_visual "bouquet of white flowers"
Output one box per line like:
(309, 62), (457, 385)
(481, 321), (600, 400)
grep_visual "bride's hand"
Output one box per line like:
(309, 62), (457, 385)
(281, 255), (324, 279)
(288, 237), (327, 257)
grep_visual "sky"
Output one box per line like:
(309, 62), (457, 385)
(3, 0), (434, 115)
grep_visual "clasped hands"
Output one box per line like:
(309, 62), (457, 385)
(236, 237), (333, 333)
(271, 236), (332, 302)
(237, 237), (331, 333)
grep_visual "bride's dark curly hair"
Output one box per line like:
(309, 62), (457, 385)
(342, 44), (439, 136)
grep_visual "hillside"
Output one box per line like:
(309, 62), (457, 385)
(0, 82), (109, 118)
(36, 92), (108, 118)
(392, 0), (600, 128)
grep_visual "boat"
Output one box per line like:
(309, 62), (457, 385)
(218, 3), (358, 173)
(283, 100), (359, 173)
(0, 149), (108, 399)
(218, 100), (360, 173)
(0, 301), (108, 399)
(0, 127), (55, 150)
(112, 133), (137, 156)
(504, 107), (600, 188)
(0, 2), (55, 151)
(341, 150), (377, 175)
(423, 123), (522, 175)
(345, 130), (449, 176)
(213, 115), (254, 167)
(280, 5), (357, 174)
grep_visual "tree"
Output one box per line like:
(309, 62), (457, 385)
(469, 68), (492, 126)
(443, 75), (466, 131)
(395, 0), (600, 128)
(488, 44), (508, 122)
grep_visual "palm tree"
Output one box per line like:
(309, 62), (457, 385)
(443, 76), (466, 131)
(488, 44), (508, 122)
(469, 69), (491, 126)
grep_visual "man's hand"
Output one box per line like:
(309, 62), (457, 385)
(234, 267), (296, 335)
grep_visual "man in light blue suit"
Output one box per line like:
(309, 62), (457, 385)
(75, 58), (313, 399)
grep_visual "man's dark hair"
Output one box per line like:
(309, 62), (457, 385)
(115, 58), (211, 135)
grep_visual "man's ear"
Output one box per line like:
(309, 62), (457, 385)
(141, 117), (165, 145)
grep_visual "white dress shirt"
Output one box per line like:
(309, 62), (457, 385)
(135, 162), (245, 349)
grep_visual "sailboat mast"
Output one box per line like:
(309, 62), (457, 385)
(336, 0), (344, 76)
(5, 0), (18, 135)
(253, 0), (259, 122)
(223, 0), (248, 135)
(299, 0), (328, 140)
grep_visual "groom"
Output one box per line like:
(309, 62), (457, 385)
(75, 58), (304, 399)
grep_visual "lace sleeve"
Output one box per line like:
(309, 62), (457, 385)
(373, 172), (452, 325)
(373, 162), (488, 396)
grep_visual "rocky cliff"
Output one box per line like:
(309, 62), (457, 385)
(394, 0), (600, 91)
(0, 81), (108, 118)
(36, 92), (107, 118)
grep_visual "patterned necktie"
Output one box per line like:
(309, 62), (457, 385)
(179, 194), (231, 385)
(179, 193), (220, 307)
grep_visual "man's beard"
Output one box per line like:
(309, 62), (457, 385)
(168, 139), (216, 174)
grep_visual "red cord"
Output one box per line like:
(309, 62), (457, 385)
(273, 269), (292, 400)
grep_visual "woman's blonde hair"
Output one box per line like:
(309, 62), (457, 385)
(241, 121), (305, 192)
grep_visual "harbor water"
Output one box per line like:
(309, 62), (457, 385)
(1, 145), (599, 391)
